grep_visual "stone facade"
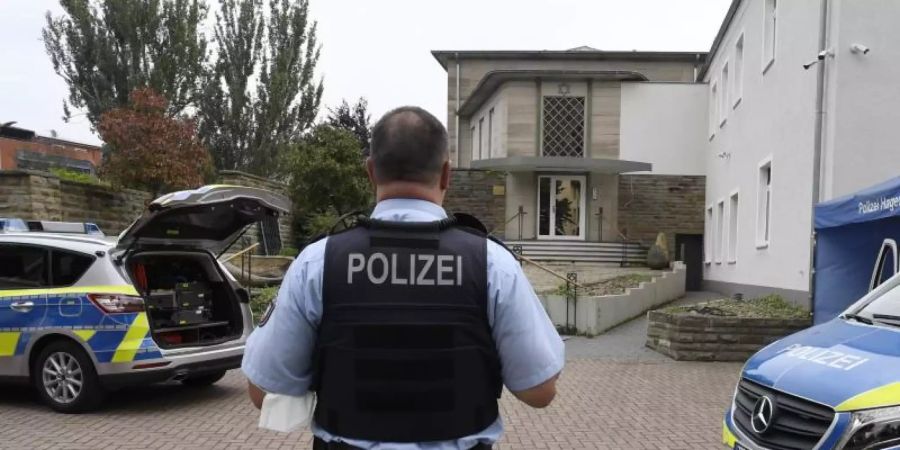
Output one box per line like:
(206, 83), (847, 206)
(0, 170), (150, 234)
(443, 169), (507, 237)
(618, 174), (705, 253)
(0, 170), (293, 253)
(646, 310), (811, 362)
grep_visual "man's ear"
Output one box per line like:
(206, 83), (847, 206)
(439, 160), (451, 191)
(366, 158), (378, 187)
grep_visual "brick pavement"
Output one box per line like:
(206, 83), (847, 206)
(0, 294), (741, 449)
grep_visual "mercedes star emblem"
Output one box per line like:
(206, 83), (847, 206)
(751, 395), (776, 434)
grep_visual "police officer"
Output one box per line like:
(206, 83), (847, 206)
(242, 106), (565, 449)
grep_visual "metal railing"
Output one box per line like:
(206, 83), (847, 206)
(491, 205), (527, 239)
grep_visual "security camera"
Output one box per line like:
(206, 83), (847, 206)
(850, 44), (871, 55)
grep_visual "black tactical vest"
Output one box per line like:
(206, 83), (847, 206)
(312, 217), (503, 442)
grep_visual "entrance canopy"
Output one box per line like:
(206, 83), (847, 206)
(814, 176), (900, 323)
(470, 156), (651, 174)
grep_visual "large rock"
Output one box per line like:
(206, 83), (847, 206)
(646, 232), (670, 270)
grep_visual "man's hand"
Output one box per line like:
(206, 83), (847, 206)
(248, 381), (267, 409)
(511, 372), (559, 408)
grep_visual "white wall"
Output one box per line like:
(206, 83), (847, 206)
(822, 0), (900, 199)
(619, 82), (708, 175)
(702, 0), (822, 297)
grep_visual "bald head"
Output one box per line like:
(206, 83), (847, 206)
(369, 106), (449, 185)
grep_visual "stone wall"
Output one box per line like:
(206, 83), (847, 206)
(0, 170), (150, 234)
(443, 169), (507, 237)
(618, 174), (705, 253)
(646, 311), (811, 361)
(0, 170), (293, 253)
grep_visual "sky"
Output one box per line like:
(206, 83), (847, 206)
(0, 0), (731, 146)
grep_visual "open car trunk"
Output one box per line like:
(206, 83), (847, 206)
(129, 251), (244, 349)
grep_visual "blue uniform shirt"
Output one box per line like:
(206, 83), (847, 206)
(242, 198), (565, 449)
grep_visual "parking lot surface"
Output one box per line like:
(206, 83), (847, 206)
(0, 297), (741, 449)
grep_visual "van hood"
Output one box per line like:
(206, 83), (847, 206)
(744, 318), (900, 411)
(117, 185), (290, 254)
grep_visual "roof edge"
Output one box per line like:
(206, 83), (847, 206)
(431, 49), (709, 70)
(697, 0), (743, 80)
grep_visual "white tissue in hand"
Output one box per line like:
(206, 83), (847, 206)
(258, 392), (316, 433)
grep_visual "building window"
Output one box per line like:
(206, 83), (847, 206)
(763, 0), (777, 72)
(728, 192), (739, 263)
(705, 206), (714, 264)
(478, 117), (485, 160)
(470, 126), (478, 161)
(488, 108), (494, 158)
(542, 96), (585, 157)
(709, 81), (718, 139)
(757, 160), (773, 248)
(720, 63), (729, 127)
(734, 34), (744, 107)
(716, 200), (725, 264)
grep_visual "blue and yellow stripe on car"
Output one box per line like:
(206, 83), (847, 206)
(0, 284), (139, 299)
(722, 419), (737, 448)
(836, 382), (900, 412)
(0, 285), (162, 363)
(0, 332), (20, 357)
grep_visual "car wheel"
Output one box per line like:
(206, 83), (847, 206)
(33, 340), (106, 413)
(181, 370), (227, 387)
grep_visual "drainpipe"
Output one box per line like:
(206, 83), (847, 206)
(455, 53), (462, 168)
(809, 0), (830, 309)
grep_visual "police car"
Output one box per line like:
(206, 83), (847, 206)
(0, 185), (289, 412)
(723, 271), (900, 449)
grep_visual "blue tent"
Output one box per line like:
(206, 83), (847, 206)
(814, 176), (900, 323)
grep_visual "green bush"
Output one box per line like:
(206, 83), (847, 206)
(250, 286), (279, 323)
(50, 168), (110, 186)
(279, 246), (299, 257)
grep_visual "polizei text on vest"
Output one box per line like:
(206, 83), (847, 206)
(347, 253), (463, 286)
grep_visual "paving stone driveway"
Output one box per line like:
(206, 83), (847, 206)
(0, 293), (740, 449)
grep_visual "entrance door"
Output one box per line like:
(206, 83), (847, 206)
(675, 234), (704, 291)
(538, 175), (586, 240)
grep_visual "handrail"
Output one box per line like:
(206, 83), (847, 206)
(513, 252), (588, 290)
(490, 207), (527, 238)
(219, 242), (260, 263)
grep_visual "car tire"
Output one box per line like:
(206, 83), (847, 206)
(181, 370), (227, 387)
(33, 340), (106, 413)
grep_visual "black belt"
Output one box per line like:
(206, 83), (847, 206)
(313, 436), (491, 449)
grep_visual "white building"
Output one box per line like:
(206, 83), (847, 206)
(433, 0), (900, 307)
(625, 0), (900, 307)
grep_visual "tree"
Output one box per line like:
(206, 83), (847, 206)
(327, 98), (371, 153)
(43, 0), (208, 129)
(284, 125), (372, 243)
(98, 87), (211, 196)
(198, 0), (323, 175)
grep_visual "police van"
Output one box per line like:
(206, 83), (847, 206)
(0, 185), (289, 412)
(723, 270), (900, 449)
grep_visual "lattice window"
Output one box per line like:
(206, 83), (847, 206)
(542, 96), (585, 157)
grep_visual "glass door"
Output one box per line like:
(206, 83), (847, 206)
(537, 175), (586, 240)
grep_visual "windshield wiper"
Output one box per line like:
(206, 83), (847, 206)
(843, 313), (873, 325)
(872, 314), (900, 323)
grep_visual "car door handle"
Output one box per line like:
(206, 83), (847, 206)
(10, 301), (34, 313)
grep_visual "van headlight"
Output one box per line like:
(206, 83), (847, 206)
(841, 405), (900, 450)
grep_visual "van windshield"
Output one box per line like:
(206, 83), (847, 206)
(857, 280), (900, 325)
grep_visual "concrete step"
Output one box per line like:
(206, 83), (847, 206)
(503, 240), (649, 264)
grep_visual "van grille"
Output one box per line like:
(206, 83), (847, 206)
(733, 378), (835, 450)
